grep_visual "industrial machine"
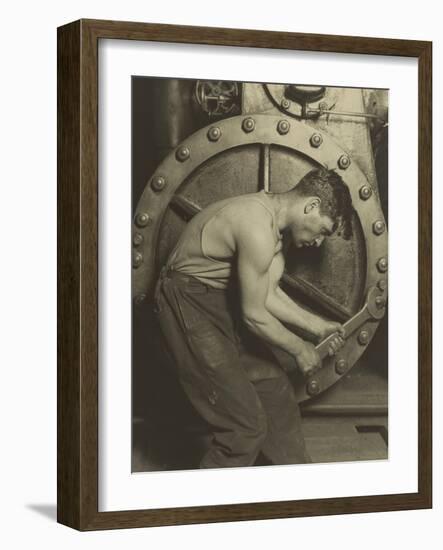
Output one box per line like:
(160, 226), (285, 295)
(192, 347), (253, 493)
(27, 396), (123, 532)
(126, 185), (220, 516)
(131, 78), (388, 471)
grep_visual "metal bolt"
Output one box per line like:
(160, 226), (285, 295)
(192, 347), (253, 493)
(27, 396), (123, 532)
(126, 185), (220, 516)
(151, 175), (166, 192)
(281, 98), (291, 110)
(377, 279), (387, 292)
(310, 133), (323, 148)
(335, 358), (347, 375)
(135, 212), (150, 228)
(338, 154), (351, 170)
(377, 257), (388, 273)
(375, 296), (386, 309)
(307, 380), (320, 396)
(207, 126), (221, 142)
(358, 330), (369, 345)
(133, 252), (143, 268)
(359, 185), (372, 200)
(134, 294), (147, 305)
(133, 233), (144, 247)
(277, 119), (290, 135)
(176, 146), (190, 162)
(242, 117), (255, 133)
(373, 220), (386, 235)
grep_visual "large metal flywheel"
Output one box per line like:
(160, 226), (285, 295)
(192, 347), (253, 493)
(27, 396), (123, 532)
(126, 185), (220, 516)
(132, 114), (388, 402)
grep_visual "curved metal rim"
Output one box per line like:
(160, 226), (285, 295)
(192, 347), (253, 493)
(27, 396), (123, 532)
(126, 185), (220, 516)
(132, 114), (388, 401)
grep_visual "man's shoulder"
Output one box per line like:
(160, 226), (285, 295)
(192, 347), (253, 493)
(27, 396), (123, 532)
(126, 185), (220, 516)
(223, 192), (273, 223)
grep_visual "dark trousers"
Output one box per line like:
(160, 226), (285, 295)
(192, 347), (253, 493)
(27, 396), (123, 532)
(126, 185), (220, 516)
(154, 267), (311, 469)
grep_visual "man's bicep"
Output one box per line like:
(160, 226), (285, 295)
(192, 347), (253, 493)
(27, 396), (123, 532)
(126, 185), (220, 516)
(236, 228), (274, 320)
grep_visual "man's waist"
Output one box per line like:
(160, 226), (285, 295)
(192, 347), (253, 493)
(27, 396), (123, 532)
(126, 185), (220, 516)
(160, 265), (227, 291)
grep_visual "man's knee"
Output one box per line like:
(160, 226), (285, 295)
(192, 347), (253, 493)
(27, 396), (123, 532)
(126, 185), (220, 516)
(240, 410), (268, 455)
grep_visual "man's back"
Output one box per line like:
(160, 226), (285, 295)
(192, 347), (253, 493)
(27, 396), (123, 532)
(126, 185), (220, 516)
(167, 190), (282, 289)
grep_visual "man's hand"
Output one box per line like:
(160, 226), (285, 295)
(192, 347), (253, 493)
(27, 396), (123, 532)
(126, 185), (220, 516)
(316, 320), (345, 357)
(294, 340), (321, 377)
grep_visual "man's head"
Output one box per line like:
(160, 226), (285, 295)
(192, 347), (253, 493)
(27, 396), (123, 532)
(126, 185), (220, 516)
(285, 167), (354, 249)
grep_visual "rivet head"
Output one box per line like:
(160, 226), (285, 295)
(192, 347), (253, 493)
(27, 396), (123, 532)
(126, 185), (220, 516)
(134, 293), (147, 305)
(133, 233), (144, 247)
(207, 126), (221, 142)
(377, 257), (388, 273)
(281, 98), (291, 110)
(377, 279), (387, 292)
(375, 296), (386, 309)
(151, 175), (166, 192)
(133, 251), (143, 268)
(135, 212), (150, 228)
(338, 154), (351, 170)
(176, 146), (190, 162)
(310, 133), (323, 148)
(358, 330), (369, 345)
(359, 185), (372, 200)
(335, 359), (347, 375)
(277, 119), (290, 135)
(307, 380), (320, 396)
(373, 220), (386, 235)
(242, 117), (255, 133)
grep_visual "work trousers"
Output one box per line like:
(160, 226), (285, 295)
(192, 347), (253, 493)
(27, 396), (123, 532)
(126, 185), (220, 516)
(153, 266), (311, 469)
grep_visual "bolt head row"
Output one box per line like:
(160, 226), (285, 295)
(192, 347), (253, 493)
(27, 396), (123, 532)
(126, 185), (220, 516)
(377, 279), (387, 291)
(335, 358), (347, 375)
(373, 220), (386, 235)
(133, 251), (143, 268)
(277, 119), (290, 135)
(151, 175), (166, 191)
(135, 212), (150, 228)
(338, 154), (351, 170)
(176, 146), (190, 162)
(133, 233), (144, 247)
(281, 98), (291, 110)
(310, 133), (323, 148)
(207, 126), (221, 142)
(359, 185), (372, 200)
(377, 257), (388, 273)
(307, 379), (320, 396)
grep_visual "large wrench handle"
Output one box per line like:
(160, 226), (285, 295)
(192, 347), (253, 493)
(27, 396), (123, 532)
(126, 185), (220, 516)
(315, 286), (386, 360)
(269, 286), (386, 373)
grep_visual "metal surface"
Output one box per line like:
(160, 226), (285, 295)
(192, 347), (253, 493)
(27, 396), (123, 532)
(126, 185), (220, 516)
(270, 285), (387, 392)
(133, 114), (387, 406)
(132, 113), (388, 402)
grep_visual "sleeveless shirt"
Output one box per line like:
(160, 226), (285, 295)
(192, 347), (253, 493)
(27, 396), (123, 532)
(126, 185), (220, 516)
(166, 190), (282, 289)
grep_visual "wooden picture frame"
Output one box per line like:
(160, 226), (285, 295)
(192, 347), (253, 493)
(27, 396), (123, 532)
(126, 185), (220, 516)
(57, 18), (432, 530)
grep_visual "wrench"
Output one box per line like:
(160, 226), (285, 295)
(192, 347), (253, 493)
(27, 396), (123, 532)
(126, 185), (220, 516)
(269, 286), (387, 372)
(315, 285), (387, 360)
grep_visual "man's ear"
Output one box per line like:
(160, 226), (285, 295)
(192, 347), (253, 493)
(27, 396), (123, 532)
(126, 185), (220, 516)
(304, 197), (321, 214)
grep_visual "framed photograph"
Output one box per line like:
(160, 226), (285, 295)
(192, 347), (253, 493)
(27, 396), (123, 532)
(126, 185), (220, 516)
(57, 19), (432, 530)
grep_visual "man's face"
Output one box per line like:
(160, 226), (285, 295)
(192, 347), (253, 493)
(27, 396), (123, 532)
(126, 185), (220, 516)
(290, 198), (335, 249)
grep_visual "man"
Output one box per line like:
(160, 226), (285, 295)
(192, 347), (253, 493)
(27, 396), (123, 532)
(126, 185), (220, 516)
(153, 167), (354, 469)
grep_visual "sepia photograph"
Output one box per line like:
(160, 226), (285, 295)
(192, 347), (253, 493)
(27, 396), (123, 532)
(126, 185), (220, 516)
(131, 77), (389, 472)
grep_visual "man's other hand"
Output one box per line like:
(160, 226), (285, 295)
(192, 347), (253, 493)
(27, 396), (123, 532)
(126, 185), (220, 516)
(316, 320), (345, 356)
(294, 340), (321, 377)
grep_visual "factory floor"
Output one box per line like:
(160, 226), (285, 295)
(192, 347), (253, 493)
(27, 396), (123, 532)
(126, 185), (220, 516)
(132, 360), (388, 472)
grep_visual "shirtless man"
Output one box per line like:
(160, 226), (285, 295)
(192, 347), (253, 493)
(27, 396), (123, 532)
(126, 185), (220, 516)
(154, 167), (354, 469)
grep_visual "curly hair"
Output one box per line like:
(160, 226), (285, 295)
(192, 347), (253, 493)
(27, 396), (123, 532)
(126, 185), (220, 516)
(291, 167), (354, 240)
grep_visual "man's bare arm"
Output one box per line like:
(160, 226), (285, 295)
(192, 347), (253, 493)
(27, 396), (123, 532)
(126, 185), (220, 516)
(236, 211), (319, 373)
(264, 253), (344, 354)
